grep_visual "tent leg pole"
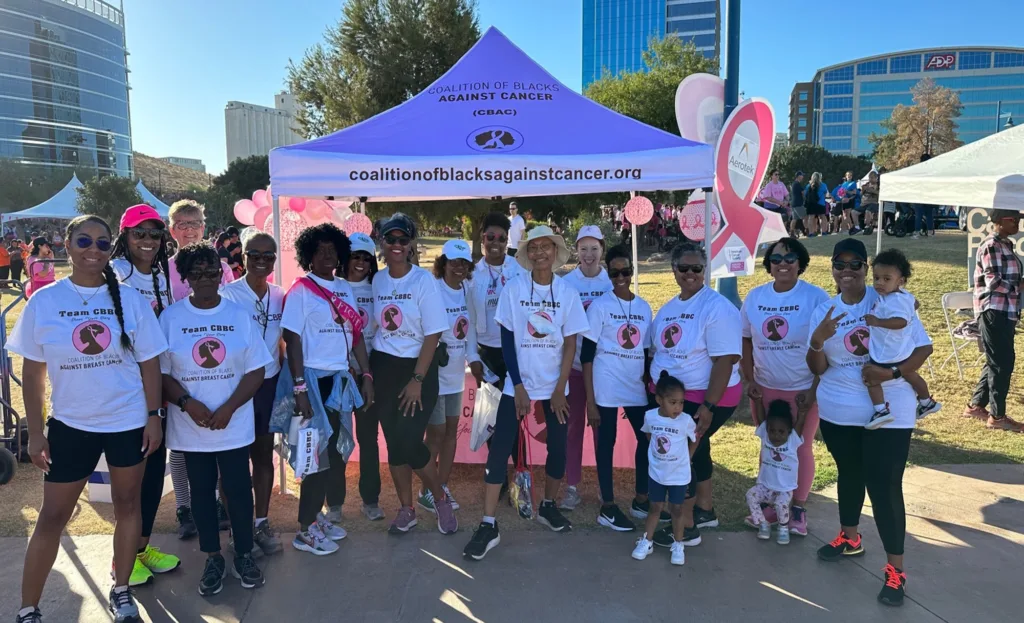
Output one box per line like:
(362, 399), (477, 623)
(876, 203), (883, 257)
(704, 190), (714, 286)
(631, 223), (639, 294)
(271, 194), (287, 497)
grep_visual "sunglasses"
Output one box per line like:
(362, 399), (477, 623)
(350, 251), (374, 262)
(485, 232), (508, 244)
(608, 267), (634, 279)
(673, 263), (705, 274)
(245, 251), (277, 261)
(187, 267), (223, 281)
(769, 253), (799, 265)
(832, 260), (865, 271)
(172, 220), (204, 231)
(75, 235), (111, 252)
(384, 235), (412, 246)
(128, 227), (164, 241)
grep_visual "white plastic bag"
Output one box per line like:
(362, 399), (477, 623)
(470, 382), (501, 451)
(292, 425), (321, 479)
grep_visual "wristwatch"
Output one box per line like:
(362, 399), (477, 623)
(702, 399), (717, 411)
(890, 366), (903, 380)
(412, 373), (425, 383)
(149, 408), (166, 420)
(176, 394), (191, 410)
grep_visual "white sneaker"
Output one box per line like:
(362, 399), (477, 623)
(316, 512), (347, 541)
(777, 524), (791, 545)
(757, 521), (771, 540)
(559, 485), (581, 511)
(442, 484), (460, 511)
(292, 523), (339, 556)
(631, 534), (654, 560)
(670, 541), (685, 565)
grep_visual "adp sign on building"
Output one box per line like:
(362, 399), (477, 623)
(924, 52), (957, 71)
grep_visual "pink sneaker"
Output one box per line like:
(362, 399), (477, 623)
(435, 495), (458, 535)
(388, 507), (417, 535)
(789, 506), (808, 536)
(744, 504), (779, 528)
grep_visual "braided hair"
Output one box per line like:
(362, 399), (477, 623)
(66, 216), (134, 354)
(109, 226), (171, 314)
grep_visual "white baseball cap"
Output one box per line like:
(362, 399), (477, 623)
(349, 232), (376, 256)
(442, 239), (472, 262)
(576, 225), (604, 243)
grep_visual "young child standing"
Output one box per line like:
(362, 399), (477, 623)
(864, 249), (941, 429)
(746, 400), (804, 545)
(631, 372), (698, 566)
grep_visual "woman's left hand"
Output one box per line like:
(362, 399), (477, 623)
(695, 404), (713, 436)
(208, 406), (234, 430)
(861, 363), (894, 386)
(360, 376), (375, 410)
(142, 416), (163, 457)
(550, 392), (569, 425)
(469, 362), (484, 388)
(398, 379), (423, 417)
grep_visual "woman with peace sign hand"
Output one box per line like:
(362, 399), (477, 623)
(806, 239), (933, 608)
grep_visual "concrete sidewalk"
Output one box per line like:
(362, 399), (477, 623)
(2, 464), (1021, 622)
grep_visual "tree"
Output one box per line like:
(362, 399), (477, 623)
(767, 144), (872, 189)
(584, 35), (718, 134)
(869, 78), (963, 171)
(0, 159), (92, 214)
(76, 176), (143, 228)
(287, 0), (480, 138)
(212, 155), (270, 199)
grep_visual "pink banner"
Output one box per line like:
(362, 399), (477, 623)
(348, 373), (641, 468)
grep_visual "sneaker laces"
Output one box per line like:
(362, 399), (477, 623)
(883, 564), (905, 589)
(237, 554), (259, 577)
(829, 531), (850, 548)
(111, 587), (134, 609)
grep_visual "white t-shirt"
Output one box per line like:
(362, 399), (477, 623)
(809, 290), (932, 429)
(221, 278), (285, 378)
(436, 278), (481, 395)
(650, 286), (742, 391)
(111, 258), (171, 312)
(584, 291), (653, 407)
(494, 274), (588, 400)
(508, 215), (526, 251)
(470, 256), (521, 348)
(280, 273), (358, 371)
(349, 277), (377, 350)
(868, 289), (917, 364)
(7, 280), (167, 433)
(755, 421), (803, 492)
(159, 298), (273, 452)
(741, 280), (830, 391)
(562, 266), (613, 371)
(372, 265), (449, 358)
(166, 256), (234, 302)
(641, 408), (697, 486)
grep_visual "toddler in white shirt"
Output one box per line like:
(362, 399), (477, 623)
(746, 400), (804, 545)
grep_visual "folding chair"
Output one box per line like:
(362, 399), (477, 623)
(939, 291), (981, 380)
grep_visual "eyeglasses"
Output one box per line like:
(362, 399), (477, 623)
(769, 253), (799, 265)
(485, 233), (508, 243)
(172, 220), (204, 231)
(255, 298), (269, 338)
(245, 251), (277, 261)
(74, 235), (111, 252)
(384, 235), (411, 246)
(128, 227), (164, 241)
(673, 263), (705, 274)
(832, 260), (865, 271)
(186, 267), (223, 281)
(608, 267), (634, 279)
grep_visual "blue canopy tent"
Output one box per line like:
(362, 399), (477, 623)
(2, 174), (84, 223)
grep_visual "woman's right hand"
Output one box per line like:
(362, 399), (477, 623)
(513, 384), (530, 421)
(184, 398), (214, 428)
(810, 306), (848, 349)
(28, 432), (50, 473)
(294, 392), (314, 421)
(586, 403), (601, 428)
(746, 381), (763, 402)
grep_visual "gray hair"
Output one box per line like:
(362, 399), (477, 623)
(241, 229), (277, 252)
(671, 240), (707, 263)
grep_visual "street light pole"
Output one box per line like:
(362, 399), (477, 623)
(716, 0), (742, 307)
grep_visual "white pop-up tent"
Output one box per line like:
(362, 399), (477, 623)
(1, 174), (84, 223)
(135, 181), (170, 217)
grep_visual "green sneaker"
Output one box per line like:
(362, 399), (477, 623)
(126, 557), (153, 587)
(417, 490), (436, 514)
(138, 545), (181, 574)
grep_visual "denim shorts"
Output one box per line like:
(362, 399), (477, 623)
(648, 476), (695, 505)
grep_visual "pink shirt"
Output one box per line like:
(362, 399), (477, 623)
(759, 181), (789, 206)
(166, 257), (234, 302)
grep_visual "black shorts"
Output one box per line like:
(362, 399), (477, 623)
(806, 204), (826, 217)
(830, 203), (844, 217)
(253, 373), (279, 437)
(45, 418), (145, 483)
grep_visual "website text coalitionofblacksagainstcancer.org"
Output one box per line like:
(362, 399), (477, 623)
(347, 166), (643, 185)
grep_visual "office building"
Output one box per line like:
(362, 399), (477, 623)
(774, 132), (788, 150)
(159, 156), (206, 173)
(791, 47), (1024, 155)
(224, 92), (303, 164)
(582, 0), (720, 89)
(0, 0), (133, 177)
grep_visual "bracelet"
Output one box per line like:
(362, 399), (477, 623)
(809, 342), (824, 353)
(293, 385), (308, 395)
(361, 372), (374, 381)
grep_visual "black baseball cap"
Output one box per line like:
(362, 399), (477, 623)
(991, 208), (1022, 222)
(795, 170), (805, 177)
(832, 238), (867, 261)
(380, 213), (416, 238)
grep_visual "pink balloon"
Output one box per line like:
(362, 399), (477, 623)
(233, 199), (258, 226)
(344, 213), (372, 236)
(253, 206), (272, 232)
(288, 196), (306, 213)
(305, 200), (329, 220)
(624, 196), (655, 226)
(252, 189), (268, 209)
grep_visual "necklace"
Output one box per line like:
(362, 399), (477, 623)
(529, 272), (556, 311)
(613, 290), (635, 338)
(486, 261), (505, 289)
(69, 279), (102, 306)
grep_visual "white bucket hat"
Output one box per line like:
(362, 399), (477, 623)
(441, 239), (472, 262)
(576, 225), (604, 243)
(516, 225), (571, 271)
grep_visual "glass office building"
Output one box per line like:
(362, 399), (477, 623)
(0, 0), (132, 177)
(582, 0), (720, 88)
(791, 47), (1024, 156)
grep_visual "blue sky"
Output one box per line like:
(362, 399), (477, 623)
(125, 0), (1024, 175)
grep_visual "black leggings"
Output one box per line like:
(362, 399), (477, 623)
(370, 350), (439, 470)
(683, 400), (736, 483)
(140, 418), (167, 538)
(484, 394), (567, 485)
(596, 405), (648, 503)
(478, 344), (519, 473)
(355, 393), (381, 506)
(183, 446), (253, 555)
(819, 420), (912, 556)
(297, 375), (349, 528)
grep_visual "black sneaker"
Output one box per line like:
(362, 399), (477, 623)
(693, 506), (719, 529)
(654, 523), (701, 547)
(597, 504), (636, 532)
(231, 553), (265, 589)
(107, 586), (140, 623)
(629, 498), (671, 522)
(176, 506), (197, 540)
(865, 405), (894, 430)
(198, 554), (226, 597)
(217, 500), (230, 530)
(537, 501), (572, 532)
(15, 607), (42, 623)
(463, 522), (501, 560)
(877, 564), (907, 607)
(817, 531), (865, 562)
